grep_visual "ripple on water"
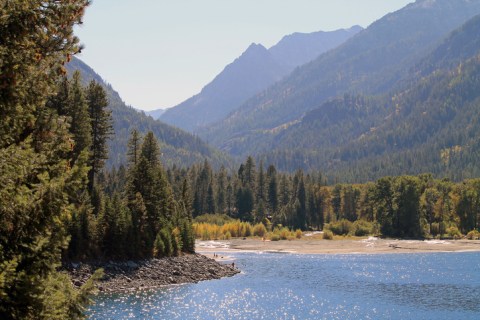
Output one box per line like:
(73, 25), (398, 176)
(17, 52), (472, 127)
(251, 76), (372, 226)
(88, 252), (480, 320)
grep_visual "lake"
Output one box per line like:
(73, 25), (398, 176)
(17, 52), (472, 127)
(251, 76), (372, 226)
(88, 252), (480, 319)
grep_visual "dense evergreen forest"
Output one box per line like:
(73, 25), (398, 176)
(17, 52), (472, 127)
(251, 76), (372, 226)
(0, 2), (194, 318)
(156, 157), (479, 239)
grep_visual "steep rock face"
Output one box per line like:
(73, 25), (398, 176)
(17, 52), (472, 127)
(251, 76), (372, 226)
(201, 0), (480, 157)
(158, 27), (362, 131)
(66, 57), (228, 168)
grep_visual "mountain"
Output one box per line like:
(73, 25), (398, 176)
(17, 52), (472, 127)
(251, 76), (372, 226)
(201, 0), (480, 157)
(66, 57), (228, 168)
(269, 25), (363, 69)
(146, 108), (167, 119)
(259, 13), (480, 181)
(158, 27), (362, 130)
(159, 43), (288, 131)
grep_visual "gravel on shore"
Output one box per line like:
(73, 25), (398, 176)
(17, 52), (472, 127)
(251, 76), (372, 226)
(65, 254), (239, 293)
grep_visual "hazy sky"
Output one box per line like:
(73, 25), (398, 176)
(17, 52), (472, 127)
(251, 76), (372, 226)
(74, 0), (414, 111)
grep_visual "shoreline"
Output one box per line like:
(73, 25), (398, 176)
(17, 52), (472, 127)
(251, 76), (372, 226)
(196, 238), (480, 255)
(66, 254), (239, 293)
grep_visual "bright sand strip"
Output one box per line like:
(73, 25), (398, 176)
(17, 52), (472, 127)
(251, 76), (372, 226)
(196, 238), (480, 255)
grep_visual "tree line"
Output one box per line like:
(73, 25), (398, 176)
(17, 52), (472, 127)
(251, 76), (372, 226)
(127, 157), (478, 239)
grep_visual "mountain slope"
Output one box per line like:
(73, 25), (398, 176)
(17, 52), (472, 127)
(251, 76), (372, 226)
(146, 108), (167, 119)
(158, 27), (362, 131)
(259, 14), (480, 181)
(269, 25), (363, 69)
(66, 57), (228, 168)
(160, 43), (288, 131)
(202, 0), (480, 156)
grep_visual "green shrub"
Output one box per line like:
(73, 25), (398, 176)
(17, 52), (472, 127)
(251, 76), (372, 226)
(466, 230), (480, 240)
(295, 229), (303, 239)
(353, 220), (374, 236)
(278, 227), (291, 240)
(270, 234), (281, 241)
(223, 231), (232, 240)
(446, 226), (462, 239)
(323, 230), (334, 240)
(253, 223), (267, 237)
(325, 219), (353, 235)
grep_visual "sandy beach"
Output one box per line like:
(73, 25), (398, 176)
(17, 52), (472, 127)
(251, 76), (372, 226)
(196, 237), (480, 256)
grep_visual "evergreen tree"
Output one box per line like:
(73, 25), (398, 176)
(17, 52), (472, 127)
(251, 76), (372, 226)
(126, 131), (176, 257)
(86, 80), (113, 193)
(69, 71), (92, 161)
(127, 129), (142, 167)
(267, 165), (279, 214)
(0, 1), (94, 318)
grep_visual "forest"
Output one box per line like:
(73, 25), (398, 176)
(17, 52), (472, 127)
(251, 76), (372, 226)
(2, 1), (480, 319)
(154, 157), (479, 239)
(0, 1), (193, 318)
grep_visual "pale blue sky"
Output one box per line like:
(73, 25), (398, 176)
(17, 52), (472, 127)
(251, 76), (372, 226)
(74, 0), (414, 111)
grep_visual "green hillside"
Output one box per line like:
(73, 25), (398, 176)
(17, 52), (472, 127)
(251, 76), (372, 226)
(201, 0), (480, 159)
(66, 58), (228, 168)
(258, 14), (480, 182)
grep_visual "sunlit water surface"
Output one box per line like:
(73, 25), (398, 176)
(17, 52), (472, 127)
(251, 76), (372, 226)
(88, 252), (480, 319)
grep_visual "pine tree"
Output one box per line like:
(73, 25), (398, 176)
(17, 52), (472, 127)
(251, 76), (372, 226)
(267, 165), (279, 215)
(127, 129), (142, 167)
(0, 1), (93, 318)
(69, 71), (92, 161)
(126, 131), (175, 257)
(86, 80), (113, 193)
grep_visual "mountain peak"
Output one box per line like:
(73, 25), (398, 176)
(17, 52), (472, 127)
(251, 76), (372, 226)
(241, 43), (269, 59)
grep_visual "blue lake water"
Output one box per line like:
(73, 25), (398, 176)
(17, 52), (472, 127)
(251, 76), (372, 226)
(88, 252), (480, 319)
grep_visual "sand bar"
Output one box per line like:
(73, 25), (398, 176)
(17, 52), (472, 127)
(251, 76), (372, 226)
(196, 238), (480, 255)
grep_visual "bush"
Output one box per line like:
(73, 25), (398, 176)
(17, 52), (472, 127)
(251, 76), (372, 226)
(295, 229), (303, 239)
(323, 230), (334, 240)
(270, 234), (281, 241)
(278, 227), (291, 240)
(253, 223), (267, 237)
(325, 219), (353, 235)
(466, 230), (480, 240)
(352, 220), (375, 237)
(223, 231), (231, 240)
(446, 226), (462, 239)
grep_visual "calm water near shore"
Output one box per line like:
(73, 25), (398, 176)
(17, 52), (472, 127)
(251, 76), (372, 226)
(88, 252), (480, 319)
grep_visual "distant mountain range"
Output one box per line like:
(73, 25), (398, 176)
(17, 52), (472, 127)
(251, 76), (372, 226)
(157, 26), (362, 131)
(146, 108), (167, 119)
(66, 58), (228, 169)
(68, 0), (480, 182)
(195, 0), (480, 181)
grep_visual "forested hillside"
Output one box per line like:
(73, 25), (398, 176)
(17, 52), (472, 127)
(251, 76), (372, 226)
(159, 27), (361, 131)
(201, 0), (480, 159)
(67, 57), (228, 169)
(253, 13), (480, 182)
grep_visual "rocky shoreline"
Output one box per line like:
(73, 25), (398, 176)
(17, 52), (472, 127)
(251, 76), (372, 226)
(65, 254), (240, 293)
